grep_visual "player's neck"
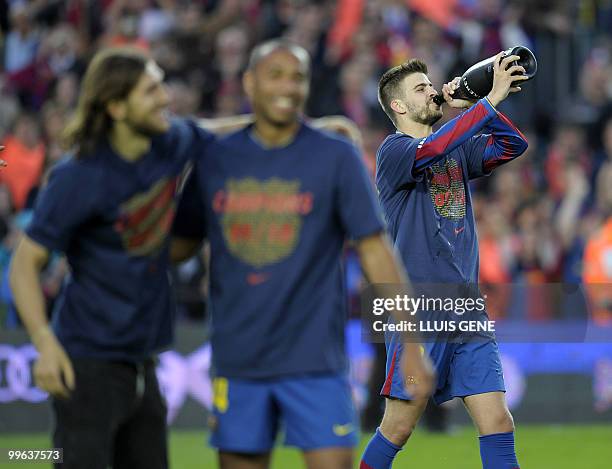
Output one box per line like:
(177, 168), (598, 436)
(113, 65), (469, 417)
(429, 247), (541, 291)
(252, 118), (301, 148)
(396, 119), (432, 139)
(109, 123), (151, 162)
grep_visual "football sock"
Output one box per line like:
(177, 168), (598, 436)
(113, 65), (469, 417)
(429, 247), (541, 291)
(479, 431), (520, 469)
(360, 428), (402, 469)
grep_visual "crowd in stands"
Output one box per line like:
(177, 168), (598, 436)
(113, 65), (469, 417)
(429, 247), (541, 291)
(0, 0), (610, 325)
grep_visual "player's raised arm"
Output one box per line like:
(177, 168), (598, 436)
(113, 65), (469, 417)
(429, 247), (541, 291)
(459, 57), (530, 178)
(197, 114), (254, 134)
(309, 115), (363, 148)
(198, 114), (363, 145)
(468, 52), (530, 172)
(465, 110), (528, 178)
(410, 98), (499, 171)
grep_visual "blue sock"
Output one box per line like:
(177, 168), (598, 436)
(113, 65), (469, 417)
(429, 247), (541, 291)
(360, 428), (402, 469)
(479, 432), (520, 469)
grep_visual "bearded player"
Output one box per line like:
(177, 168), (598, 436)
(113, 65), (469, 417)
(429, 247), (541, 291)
(360, 54), (529, 469)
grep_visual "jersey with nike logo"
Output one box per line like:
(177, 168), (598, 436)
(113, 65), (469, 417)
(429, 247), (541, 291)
(174, 123), (384, 378)
(376, 98), (528, 283)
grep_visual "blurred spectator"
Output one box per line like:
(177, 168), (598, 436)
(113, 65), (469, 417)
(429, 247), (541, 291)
(521, 0), (574, 36)
(0, 113), (45, 211)
(0, 208), (67, 327)
(41, 102), (69, 169)
(545, 122), (591, 202)
(4, 1), (39, 74)
(39, 24), (81, 78)
(103, 0), (150, 50)
(405, 15), (455, 87)
(583, 157), (612, 324)
(340, 55), (376, 127)
(0, 0), (609, 329)
(556, 163), (592, 284)
(0, 210), (32, 327)
(0, 87), (21, 140)
(408, 0), (458, 30)
(166, 78), (202, 117)
(0, 184), (14, 221)
(213, 24), (249, 113)
(582, 218), (612, 325)
(593, 115), (612, 180)
(0, 0), (9, 34)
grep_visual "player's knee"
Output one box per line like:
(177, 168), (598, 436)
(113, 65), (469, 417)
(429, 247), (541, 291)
(334, 452), (353, 469)
(218, 451), (270, 469)
(303, 448), (353, 469)
(325, 449), (353, 469)
(499, 410), (515, 432)
(379, 414), (417, 446)
(378, 398), (427, 446)
(380, 419), (415, 446)
(482, 409), (515, 435)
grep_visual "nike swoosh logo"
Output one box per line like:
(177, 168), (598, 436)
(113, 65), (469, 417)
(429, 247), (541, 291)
(247, 273), (270, 285)
(454, 226), (465, 235)
(333, 423), (355, 437)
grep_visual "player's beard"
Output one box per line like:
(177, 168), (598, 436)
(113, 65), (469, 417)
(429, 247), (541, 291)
(125, 109), (170, 137)
(408, 102), (443, 126)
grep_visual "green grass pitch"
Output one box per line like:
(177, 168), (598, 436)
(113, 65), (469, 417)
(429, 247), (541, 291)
(2, 425), (610, 468)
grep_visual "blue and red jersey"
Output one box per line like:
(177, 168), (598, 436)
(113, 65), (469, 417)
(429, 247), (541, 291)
(376, 98), (528, 283)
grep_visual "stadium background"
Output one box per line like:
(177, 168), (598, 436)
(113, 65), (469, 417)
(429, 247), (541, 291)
(0, 0), (610, 467)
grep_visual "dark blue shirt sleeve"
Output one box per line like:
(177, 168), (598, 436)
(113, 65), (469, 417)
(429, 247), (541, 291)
(173, 167), (206, 240)
(336, 144), (385, 240)
(160, 118), (215, 164)
(376, 134), (424, 192)
(463, 110), (529, 179)
(26, 162), (97, 252)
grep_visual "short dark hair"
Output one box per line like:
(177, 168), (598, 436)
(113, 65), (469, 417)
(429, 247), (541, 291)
(247, 39), (310, 73)
(378, 59), (428, 125)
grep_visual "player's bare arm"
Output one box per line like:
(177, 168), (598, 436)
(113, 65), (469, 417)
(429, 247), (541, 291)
(198, 114), (254, 134)
(355, 232), (435, 400)
(9, 235), (75, 398)
(309, 115), (363, 148)
(199, 114), (363, 147)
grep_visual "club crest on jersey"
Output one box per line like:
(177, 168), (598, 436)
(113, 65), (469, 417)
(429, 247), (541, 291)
(428, 158), (466, 220)
(213, 178), (313, 267)
(114, 176), (179, 256)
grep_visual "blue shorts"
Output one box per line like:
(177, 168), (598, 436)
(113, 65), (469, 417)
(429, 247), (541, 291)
(210, 373), (359, 453)
(381, 335), (505, 405)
